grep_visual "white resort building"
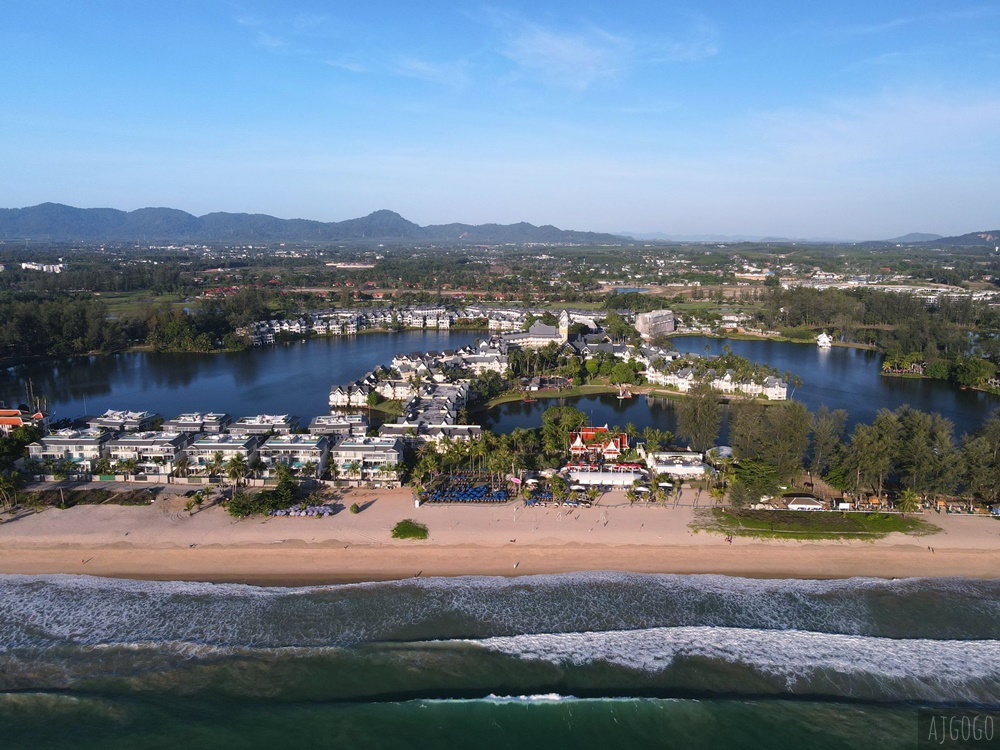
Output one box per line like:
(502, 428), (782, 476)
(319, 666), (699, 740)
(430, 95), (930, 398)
(106, 431), (193, 476)
(257, 434), (330, 478)
(229, 414), (301, 435)
(185, 434), (262, 475)
(161, 412), (233, 434)
(328, 436), (403, 486)
(87, 409), (163, 432)
(27, 429), (112, 473)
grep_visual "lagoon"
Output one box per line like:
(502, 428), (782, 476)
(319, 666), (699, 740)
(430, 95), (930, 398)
(1, 331), (482, 424)
(484, 337), (1000, 439)
(3, 332), (997, 439)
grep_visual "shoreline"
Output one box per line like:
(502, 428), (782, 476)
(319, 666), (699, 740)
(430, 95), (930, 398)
(3, 543), (1000, 586)
(3, 488), (999, 586)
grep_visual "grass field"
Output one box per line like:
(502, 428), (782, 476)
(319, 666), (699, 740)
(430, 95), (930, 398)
(482, 384), (619, 409)
(691, 507), (941, 540)
(94, 291), (188, 316)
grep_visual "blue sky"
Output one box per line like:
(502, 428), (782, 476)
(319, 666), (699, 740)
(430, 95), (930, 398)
(2, 1), (998, 239)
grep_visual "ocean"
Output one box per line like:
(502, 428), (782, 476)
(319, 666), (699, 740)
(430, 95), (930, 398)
(1, 572), (998, 749)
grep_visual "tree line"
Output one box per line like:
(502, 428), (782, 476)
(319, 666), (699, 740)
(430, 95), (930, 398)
(754, 286), (1000, 386)
(673, 383), (1000, 507)
(0, 288), (274, 359)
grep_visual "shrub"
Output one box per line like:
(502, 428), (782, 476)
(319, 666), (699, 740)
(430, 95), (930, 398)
(349, 502), (360, 514)
(391, 519), (428, 540)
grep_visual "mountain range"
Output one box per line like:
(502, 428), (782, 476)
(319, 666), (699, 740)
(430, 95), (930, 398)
(0, 203), (995, 247)
(0, 203), (625, 245)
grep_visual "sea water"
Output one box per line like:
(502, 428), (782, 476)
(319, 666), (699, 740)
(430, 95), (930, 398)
(1, 572), (998, 748)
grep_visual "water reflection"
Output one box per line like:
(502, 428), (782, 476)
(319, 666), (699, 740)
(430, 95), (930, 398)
(486, 337), (998, 437)
(0, 331), (482, 422)
(3, 332), (997, 436)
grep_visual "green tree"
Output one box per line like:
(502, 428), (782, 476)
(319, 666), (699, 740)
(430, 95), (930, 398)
(608, 361), (636, 385)
(207, 451), (225, 479)
(896, 487), (920, 515)
(0, 472), (22, 512)
(225, 453), (247, 486)
(675, 383), (722, 454)
(810, 405), (848, 479)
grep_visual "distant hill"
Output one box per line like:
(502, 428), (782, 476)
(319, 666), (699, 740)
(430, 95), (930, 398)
(0, 203), (624, 244)
(886, 232), (943, 243)
(916, 230), (1000, 247)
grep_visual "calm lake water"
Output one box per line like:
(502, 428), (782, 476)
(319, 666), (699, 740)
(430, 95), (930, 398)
(484, 337), (1000, 439)
(0, 331), (483, 425)
(3, 333), (997, 437)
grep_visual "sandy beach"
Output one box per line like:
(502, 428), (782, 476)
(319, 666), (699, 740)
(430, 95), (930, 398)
(2, 487), (1000, 584)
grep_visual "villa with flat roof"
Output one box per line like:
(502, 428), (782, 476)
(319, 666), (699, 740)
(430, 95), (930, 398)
(87, 409), (163, 432)
(228, 414), (300, 435)
(329, 436), (403, 486)
(257, 434), (329, 478)
(161, 412), (233, 433)
(107, 431), (193, 476)
(27, 428), (112, 474)
(185, 434), (263, 475)
(308, 413), (368, 438)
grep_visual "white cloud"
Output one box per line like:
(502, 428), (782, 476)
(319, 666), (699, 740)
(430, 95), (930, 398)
(323, 60), (366, 73)
(645, 16), (718, 62)
(254, 31), (287, 51)
(841, 6), (1000, 35)
(391, 57), (470, 88)
(500, 23), (630, 91)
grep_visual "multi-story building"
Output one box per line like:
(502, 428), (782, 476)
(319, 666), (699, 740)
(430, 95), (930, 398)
(257, 434), (329, 478)
(87, 409), (163, 432)
(228, 414), (300, 435)
(634, 310), (675, 340)
(184, 434), (262, 476)
(27, 428), (111, 473)
(328, 436), (403, 486)
(106, 431), (193, 476)
(308, 413), (369, 439)
(161, 412), (233, 434)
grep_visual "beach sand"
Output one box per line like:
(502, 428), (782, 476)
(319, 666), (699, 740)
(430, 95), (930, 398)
(2, 487), (999, 584)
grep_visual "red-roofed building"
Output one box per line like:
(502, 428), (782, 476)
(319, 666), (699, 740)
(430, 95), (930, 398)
(568, 425), (629, 461)
(0, 407), (49, 435)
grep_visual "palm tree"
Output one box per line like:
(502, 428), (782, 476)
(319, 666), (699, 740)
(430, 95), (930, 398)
(225, 454), (247, 487)
(0, 472), (21, 513)
(301, 460), (317, 479)
(347, 461), (362, 485)
(174, 455), (189, 478)
(642, 426), (659, 452)
(549, 474), (568, 504)
(207, 451), (225, 480)
(116, 458), (139, 485)
(896, 487), (920, 516)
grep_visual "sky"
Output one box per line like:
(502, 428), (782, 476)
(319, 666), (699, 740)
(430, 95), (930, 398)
(1, 1), (998, 240)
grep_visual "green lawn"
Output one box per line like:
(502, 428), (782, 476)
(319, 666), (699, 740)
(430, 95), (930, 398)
(483, 383), (618, 408)
(95, 291), (188, 316)
(691, 508), (941, 540)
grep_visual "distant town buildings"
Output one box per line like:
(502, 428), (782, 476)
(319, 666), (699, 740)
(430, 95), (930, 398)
(20, 261), (66, 273)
